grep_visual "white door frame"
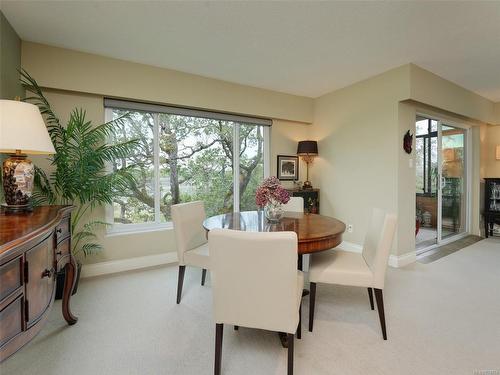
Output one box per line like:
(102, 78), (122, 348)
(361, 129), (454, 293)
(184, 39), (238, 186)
(416, 112), (472, 252)
(437, 120), (443, 244)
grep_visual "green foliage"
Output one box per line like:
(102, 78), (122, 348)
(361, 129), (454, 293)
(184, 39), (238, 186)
(20, 69), (139, 258)
(110, 109), (265, 224)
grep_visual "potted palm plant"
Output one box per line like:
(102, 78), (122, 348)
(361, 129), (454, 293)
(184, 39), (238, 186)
(20, 70), (139, 297)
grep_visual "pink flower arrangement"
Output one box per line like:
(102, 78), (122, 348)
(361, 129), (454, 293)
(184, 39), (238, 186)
(255, 176), (290, 208)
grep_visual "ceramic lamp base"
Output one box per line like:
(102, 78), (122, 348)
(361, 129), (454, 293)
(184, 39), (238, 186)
(302, 181), (313, 189)
(2, 153), (35, 211)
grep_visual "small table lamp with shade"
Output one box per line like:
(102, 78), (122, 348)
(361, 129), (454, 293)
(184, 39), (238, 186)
(297, 140), (318, 190)
(0, 99), (55, 212)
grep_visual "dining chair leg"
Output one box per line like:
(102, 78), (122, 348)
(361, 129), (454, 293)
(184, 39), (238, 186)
(201, 268), (207, 286)
(176, 265), (186, 304)
(287, 333), (294, 375)
(374, 288), (387, 340)
(309, 282), (316, 332)
(215, 324), (224, 375)
(297, 304), (302, 339)
(234, 325), (239, 331)
(367, 287), (374, 310)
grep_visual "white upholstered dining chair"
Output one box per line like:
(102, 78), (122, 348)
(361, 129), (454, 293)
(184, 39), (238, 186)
(282, 196), (306, 270)
(209, 228), (303, 375)
(308, 208), (397, 340)
(283, 196), (304, 213)
(171, 201), (210, 304)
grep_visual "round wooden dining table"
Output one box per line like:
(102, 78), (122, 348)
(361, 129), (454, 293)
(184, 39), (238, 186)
(203, 210), (346, 256)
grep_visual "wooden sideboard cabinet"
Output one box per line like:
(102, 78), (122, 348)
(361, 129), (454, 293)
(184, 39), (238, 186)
(0, 205), (78, 362)
(286, 188), (320, 214)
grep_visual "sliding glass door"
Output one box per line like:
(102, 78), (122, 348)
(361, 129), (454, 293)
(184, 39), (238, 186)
(439, 124), (468, 240)
(416, 116), (469, 252)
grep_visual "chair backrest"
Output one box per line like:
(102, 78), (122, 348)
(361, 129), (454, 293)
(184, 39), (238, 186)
(283, 197), (304, 213)
(362, 208), (397, 289)
(171, 201), (207, 265)
(209, 228), (300, 334)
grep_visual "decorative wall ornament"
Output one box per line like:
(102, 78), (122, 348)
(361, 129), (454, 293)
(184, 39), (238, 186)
(403, 130), (413, 154)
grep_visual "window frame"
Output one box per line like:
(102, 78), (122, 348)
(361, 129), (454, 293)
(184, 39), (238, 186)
(104, 101), (271, 235)
(416, 118), (438, 197)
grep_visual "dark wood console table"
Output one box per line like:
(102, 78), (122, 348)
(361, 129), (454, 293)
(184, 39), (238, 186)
(286, 188), (320, 213)
(0, 205), (78, 362)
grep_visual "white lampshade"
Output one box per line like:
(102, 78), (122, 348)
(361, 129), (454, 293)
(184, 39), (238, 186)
(0, 99), (55, 155)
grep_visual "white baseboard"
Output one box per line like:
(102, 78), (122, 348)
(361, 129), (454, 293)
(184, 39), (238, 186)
(388, 251), (416, 268)
(80, 241), (418, 279)
(340, 241), (416, 268)
(81, 252), (178, 279)
(339, 241), (363, 253)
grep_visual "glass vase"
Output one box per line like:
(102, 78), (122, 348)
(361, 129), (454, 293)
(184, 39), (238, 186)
(264, 202), (284, 223)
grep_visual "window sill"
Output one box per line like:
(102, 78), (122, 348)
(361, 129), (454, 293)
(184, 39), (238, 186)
(106, 222), (173, 237)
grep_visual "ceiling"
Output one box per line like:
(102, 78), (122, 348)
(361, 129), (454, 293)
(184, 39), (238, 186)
(2, 1), (500, 101)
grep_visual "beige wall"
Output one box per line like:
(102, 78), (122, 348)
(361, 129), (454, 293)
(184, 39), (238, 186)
(0, 11), (24, 202)
(312, 64), (494, 257)
(22, 42), (313, 123)
(484, 125), (500, 177)
(28, 87), (309, 264)
(396, 102), (417, 256)
(0, 11), (23, 100)
(270, 120), (308, 189)
(311, 66), (408, 251)
(409, 64), (497, 125)
(21, 43), (312, 265)
(19, 40), (500, 265)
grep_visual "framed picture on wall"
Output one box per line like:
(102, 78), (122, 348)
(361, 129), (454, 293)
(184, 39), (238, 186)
(277, 155), (299, 181)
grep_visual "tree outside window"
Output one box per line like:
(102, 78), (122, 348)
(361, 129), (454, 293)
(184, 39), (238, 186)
(108, 107), (267, 226)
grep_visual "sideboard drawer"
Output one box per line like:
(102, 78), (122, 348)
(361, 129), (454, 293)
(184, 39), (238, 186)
(0, 294), (24, 347)
(55, 218), (71, 243)
(0, 257), (22, 301)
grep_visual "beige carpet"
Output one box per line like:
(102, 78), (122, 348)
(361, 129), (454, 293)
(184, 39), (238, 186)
(2, 238), (499, 375)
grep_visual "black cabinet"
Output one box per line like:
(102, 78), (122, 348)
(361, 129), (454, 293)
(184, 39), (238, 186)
(287, 189), (320, 214)
(483, 178), (500, 238)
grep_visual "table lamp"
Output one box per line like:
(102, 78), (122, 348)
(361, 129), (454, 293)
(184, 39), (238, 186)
(297, 140), (318, 190)
(0, 99), (55, 211)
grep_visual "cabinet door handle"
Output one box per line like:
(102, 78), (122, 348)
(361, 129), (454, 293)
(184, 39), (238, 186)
(56, 251), (62, 256)
(56, 228), (62, 234)
(42, 268), (54, 278)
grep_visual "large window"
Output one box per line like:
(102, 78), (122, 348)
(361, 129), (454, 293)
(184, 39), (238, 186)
(105, 99), (270, 232)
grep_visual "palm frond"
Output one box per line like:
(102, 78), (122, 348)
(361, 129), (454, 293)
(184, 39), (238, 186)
(80, 242), (103, 257)
(72, 230), (97, 243)
(20, 69), (64, 146)
(33, 166), (55, 205)
(82, 220), (111, 231)
(19, 70), (140, 259)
